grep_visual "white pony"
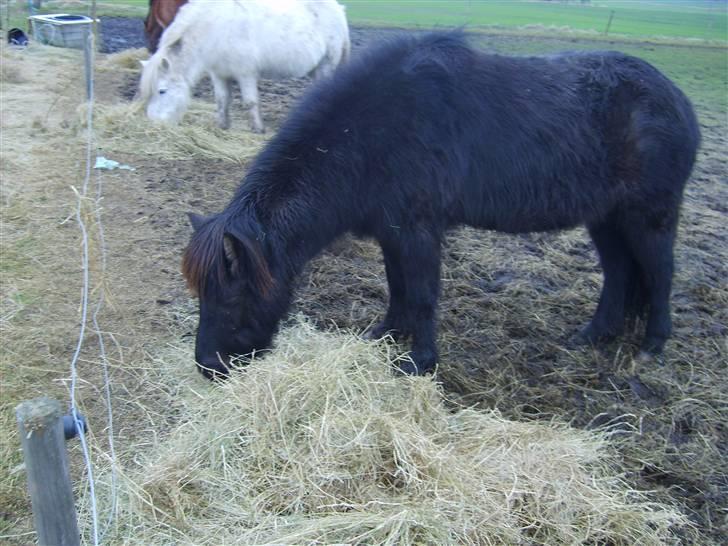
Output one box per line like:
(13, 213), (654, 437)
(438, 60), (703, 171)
(139, 0), (350, 132)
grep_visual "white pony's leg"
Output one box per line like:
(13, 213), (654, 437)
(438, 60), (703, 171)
(238, 77), (264, 134)
(210, 74), (233, 129)
(311, 58), (335, 81)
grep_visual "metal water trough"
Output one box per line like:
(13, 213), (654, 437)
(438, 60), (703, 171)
(28, 14), (95, 49)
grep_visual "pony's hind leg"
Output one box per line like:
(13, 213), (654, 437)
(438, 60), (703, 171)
(621, 212), (678, 356)
(210, 75), (233, 130)
(578, 218), (630, 345)
(309, 54), (336, 81)
(238, 77), (264, 133)
(624, 257), (648, 331)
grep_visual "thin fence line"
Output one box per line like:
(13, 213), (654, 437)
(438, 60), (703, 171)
(85, 2), (119, 536)
(69, 28), (101, 546)
(93, 154), (119, 541)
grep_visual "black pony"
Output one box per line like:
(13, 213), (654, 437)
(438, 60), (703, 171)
(183, 32), (700, 379)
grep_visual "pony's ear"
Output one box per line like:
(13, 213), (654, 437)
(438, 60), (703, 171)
(160, 57), (171, 72)
(188, 212), (210, 231)
(139, 59), (149, 68)
(224, 227), (275, 295)
(222, 234), (241, 275)
(168, 39), (183, 55)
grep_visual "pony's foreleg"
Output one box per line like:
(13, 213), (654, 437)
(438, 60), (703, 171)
(210, 74), (233, 130)
(238, 77), (264, 134)
(367, 240), (409, 341)
(394, 228), (442, 376)
(310, 56), (335, 81)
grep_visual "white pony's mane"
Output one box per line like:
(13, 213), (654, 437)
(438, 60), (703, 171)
(139, 0), (201, 104)
(157, 0), (198, 50)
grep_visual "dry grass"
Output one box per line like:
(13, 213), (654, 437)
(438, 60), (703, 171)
(102, 48), (149, 71)
(85, 47), (269, 164)
(75, 102), (267, 165)
(0, 60), (26, 85)
(86, 320), (688, 545)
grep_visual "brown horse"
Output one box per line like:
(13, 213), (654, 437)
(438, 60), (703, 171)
(144, 0), (187, 53)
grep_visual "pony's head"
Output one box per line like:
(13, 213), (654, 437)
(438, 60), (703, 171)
(182, 211), (288, 379)
(139, 39), (190, 124)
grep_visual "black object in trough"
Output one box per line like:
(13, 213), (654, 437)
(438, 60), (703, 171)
(52, 15), (88, 22)
(8, 28), (28, 46)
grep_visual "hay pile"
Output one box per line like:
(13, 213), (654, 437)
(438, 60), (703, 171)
(78, 102), (267, 164)
(93, 320), (686, 545)
(79, 48), (268, 164)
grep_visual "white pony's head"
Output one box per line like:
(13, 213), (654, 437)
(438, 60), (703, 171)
(139, 39), (190, 125)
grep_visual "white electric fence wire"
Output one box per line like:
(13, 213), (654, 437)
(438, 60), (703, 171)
(68, 29), (101, 546)
(85, 5), (119, 536)
(93, 158), (118, 541)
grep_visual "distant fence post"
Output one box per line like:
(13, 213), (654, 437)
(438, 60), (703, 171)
(16, 397), (81, 546)
(83, 31), (94, 101)
(604, 10), (615, 35)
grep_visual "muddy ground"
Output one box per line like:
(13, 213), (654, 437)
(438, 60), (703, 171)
(1, 17), (726, 544)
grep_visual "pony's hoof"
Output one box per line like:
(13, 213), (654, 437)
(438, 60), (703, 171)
(365, 322), (404, 342)
(634, 350), (665, 367)
(634, 336), (667, 365)
(394, 350), (437, 376)
(640, 336), (667, 355)
(570, 323), (619, 348)
(569, 328), (597, 348)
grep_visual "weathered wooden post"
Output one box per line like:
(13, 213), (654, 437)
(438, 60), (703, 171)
(16, 397), (81, 546)
(83, 31), (94, 101)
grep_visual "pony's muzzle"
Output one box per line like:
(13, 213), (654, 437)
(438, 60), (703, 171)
(196, 353), (231, 380)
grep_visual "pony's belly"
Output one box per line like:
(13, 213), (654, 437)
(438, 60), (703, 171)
(458, 178), (616, 234)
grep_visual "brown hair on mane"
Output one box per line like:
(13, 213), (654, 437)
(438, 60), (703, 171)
(181, 220), (225, 297)
(181, 219), (275, 298)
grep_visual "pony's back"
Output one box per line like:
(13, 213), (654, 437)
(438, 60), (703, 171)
(303, 0), (350, 68)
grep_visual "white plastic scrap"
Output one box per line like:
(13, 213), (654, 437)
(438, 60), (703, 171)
(94, 156), (135, 171)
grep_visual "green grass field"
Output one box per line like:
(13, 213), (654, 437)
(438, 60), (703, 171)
(462, 31), (728, 116)
(341, 0), (727, 41)
(2, 0), (726, 42)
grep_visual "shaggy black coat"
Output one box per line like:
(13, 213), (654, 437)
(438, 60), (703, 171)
(183, 31), (700, 378)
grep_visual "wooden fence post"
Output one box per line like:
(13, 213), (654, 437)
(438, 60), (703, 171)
(83, 32), (94, 101)
(16, 397), (81, 546)
(604, 10), (615, 35)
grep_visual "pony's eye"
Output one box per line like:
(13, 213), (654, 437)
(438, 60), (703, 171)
(159, 89), (167, 95)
